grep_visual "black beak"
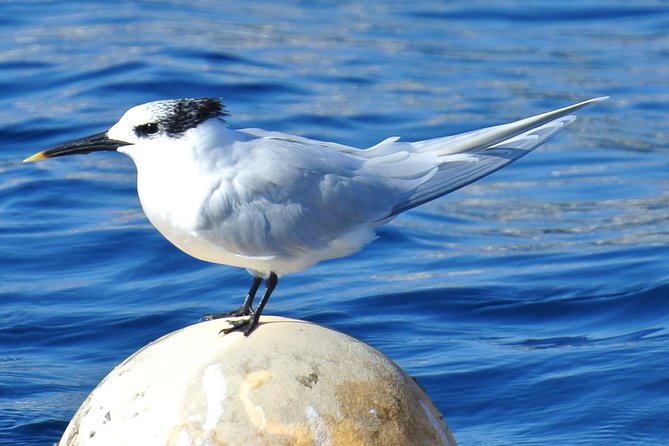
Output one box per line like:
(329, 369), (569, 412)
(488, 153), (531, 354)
(23, 132), (128, 163)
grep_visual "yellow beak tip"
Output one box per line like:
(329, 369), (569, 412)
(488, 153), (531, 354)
(23, 152), (47, 163)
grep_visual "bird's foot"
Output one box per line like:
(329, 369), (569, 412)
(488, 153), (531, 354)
(200, 305), (251, 322)
(203, 273), (275, 337)
(200, 306), (259, 336)
(219, 312), (260, 337)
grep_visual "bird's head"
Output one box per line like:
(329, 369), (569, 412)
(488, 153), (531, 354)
(24, 98), (227, 163)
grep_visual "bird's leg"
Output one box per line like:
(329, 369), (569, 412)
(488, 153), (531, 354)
(200, 276), (262, 321)
(231, 275), (263, 316)
(244, 272), (277, 335)
(220, 272), (278, 336)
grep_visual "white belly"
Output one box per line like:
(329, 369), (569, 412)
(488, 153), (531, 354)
(129, 139), (379, 276)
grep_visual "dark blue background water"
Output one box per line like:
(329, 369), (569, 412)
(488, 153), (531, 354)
(1, 1), (668, 444)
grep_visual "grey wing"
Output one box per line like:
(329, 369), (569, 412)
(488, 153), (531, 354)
(239, 127), (360, 153)
(386, 115), (576, 217)
(236, 97), (607, 226)
(361, 96), (608, 219)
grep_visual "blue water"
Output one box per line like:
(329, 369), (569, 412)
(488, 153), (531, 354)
(1, 1), (668, 444)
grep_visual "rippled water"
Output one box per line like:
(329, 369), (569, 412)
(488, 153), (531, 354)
(1, 1), (668, 444)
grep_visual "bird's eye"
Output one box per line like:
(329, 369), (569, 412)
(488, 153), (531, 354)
(134, 122), (160, 137)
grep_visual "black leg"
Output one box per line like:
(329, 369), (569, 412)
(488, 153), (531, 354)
(220, 272), (279, 336)
(236, 275), (263, 315)
(200, 276), (262, 321)
(243, 272), (278, 336)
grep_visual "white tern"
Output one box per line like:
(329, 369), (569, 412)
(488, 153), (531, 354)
(25, 96), (607, 334)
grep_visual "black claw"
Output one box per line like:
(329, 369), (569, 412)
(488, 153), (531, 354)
(205, 272), (278, 337)
(219, 317), (252, 334)
(217, 313), (261, 336)
(200, 305), (251, 321)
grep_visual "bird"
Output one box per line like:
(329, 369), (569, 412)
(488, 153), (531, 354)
(24, 95), (607, 335)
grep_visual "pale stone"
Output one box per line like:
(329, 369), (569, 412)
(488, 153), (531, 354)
(59, 316), (456, 446)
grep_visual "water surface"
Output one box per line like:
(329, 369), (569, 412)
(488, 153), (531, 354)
(1, 1), (668, 444)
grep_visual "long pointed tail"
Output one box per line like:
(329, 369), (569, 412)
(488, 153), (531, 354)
(412, 96), (608, 156)
(385, 96), (608, 217)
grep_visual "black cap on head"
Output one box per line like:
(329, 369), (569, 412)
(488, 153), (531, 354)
(145, 98), (228, 138)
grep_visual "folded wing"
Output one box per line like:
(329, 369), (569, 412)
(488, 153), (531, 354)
(362, 97), (607, 219)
